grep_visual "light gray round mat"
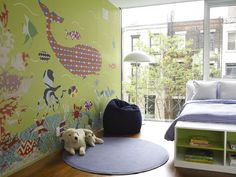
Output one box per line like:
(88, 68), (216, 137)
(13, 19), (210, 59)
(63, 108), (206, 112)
(62, 137), (169, 175)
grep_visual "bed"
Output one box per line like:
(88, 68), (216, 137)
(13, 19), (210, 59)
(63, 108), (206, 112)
(164, 80), (236, 141)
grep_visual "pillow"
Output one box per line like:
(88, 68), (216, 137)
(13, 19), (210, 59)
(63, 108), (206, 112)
(185, 80), (194, 101)
(191, 81), (218, 100)
(219, 81), (236, 100)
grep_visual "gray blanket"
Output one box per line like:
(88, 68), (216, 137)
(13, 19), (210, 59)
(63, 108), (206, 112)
(164, 99), (236, 141)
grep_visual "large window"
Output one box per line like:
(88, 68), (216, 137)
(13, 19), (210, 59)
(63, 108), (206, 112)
(122, 1), (236, 121)
(122, 1), (204, 121)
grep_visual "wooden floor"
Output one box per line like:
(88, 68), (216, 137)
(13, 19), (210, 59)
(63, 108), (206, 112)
(10, 121), (236, 177)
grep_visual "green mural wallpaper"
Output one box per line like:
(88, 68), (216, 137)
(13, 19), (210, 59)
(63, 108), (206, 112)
(0, 0), (121, 176)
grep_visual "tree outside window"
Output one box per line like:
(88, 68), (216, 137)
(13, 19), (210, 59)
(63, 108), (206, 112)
(123, 34), (203, 120)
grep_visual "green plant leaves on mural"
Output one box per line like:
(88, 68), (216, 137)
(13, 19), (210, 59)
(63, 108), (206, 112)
(22, 15), (38, 44)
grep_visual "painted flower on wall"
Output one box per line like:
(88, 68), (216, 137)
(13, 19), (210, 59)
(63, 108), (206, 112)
(72, 104), (82, 120)
(12, 52), (29, 71)
(0, 24), (14, 66)
(0, 47), (10, 66)
(0, 24), (14, 48)
(84, 101), (93, 111)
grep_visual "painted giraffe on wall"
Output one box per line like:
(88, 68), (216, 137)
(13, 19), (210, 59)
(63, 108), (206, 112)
(38, 0), (102, 78)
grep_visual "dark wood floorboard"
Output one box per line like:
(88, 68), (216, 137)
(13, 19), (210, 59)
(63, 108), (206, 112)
(10, 121), (236, 177)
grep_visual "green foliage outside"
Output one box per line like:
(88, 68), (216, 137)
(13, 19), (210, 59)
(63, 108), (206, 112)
(123, 34), (206, 119)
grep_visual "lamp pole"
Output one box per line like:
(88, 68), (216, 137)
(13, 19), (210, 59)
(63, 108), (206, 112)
(124, 51), (152, 106)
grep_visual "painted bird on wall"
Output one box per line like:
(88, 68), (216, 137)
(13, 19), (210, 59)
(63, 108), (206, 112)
(38, 0), (102, 78)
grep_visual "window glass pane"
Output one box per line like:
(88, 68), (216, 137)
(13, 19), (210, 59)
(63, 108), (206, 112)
(122, 1), (203, 121)
(131, 35), (140, 51)
(150, 33), (160, 54)
(226, 63), (236, 77)
(209, 6), (236, 79)
(228, 32), (236, 50)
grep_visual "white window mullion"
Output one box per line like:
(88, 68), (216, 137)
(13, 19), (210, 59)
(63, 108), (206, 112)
(203, 0), (210, 80)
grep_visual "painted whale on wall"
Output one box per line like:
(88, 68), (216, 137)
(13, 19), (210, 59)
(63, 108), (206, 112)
(38, 0), (102, 78)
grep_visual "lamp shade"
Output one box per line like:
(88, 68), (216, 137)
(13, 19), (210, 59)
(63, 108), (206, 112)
(124, 51), (152, 63)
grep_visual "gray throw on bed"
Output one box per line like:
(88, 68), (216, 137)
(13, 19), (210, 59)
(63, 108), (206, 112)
(164, 99), (236, 141)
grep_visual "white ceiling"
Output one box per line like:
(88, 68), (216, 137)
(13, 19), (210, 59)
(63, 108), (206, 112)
(108, 0), (201, 9)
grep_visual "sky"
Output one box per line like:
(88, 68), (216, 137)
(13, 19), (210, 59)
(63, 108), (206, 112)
(122, 1), (229, 27)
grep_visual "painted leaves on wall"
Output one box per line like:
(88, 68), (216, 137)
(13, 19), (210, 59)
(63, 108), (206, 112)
(22, 15), (38, 44)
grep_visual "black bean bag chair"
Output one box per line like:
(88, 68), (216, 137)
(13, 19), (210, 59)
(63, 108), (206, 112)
(103, 99), (142, 135)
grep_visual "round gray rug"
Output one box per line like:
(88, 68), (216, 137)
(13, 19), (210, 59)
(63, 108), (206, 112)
(62, 137), (169, 175)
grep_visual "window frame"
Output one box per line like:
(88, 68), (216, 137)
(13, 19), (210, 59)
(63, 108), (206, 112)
(149, 33), (160, 54)
(225, 63), (236, 77)
(131, 34), (140, 51)
(227, 31), (236, 51)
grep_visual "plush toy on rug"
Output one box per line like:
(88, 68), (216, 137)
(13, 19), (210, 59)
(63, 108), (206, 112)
(61, 128), (87, 156)
(85, 130), (104, 147)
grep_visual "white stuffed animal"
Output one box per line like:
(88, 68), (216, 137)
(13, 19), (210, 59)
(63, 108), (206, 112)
(85, 130), (104, 147)
(61, 128), (87, 155)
